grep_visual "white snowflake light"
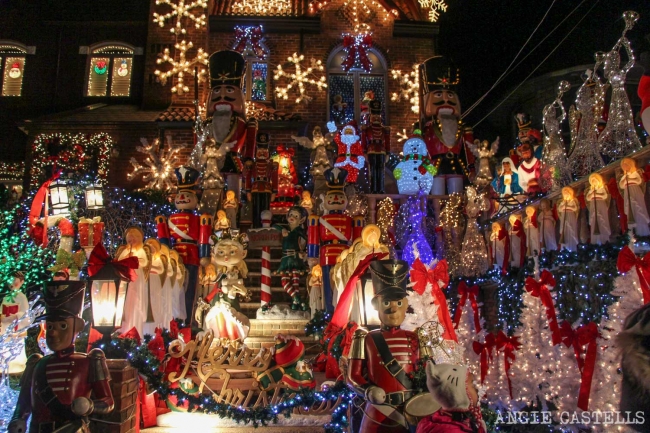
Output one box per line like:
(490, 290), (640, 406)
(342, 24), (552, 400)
(391, 64), (420, 114)
(153, 0), (208, 35)
(155, 40), (209, 94)
(273, 53), (327, 104)
(418, 0), (448, 22)
(128, 136), (187, 191)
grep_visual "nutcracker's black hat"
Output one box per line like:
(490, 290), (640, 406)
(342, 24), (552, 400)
(369, 259), (409, 301)
(419, 56), (460, 95)
(369, 100), (382, 115)
(38, 281), (86, 321)
(324, 167), (347, 190)
(256, 132), (270, 148)
(174, 166), (200, 190)
(209, 50), (246, 89)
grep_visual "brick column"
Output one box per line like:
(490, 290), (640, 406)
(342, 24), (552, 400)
(90, 359), (139, 433)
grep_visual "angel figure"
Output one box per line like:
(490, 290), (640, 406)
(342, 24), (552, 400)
(489, 222), (508, 271)
(523, 206), (540, 257)
(586, 173), (612, 244)
(143, 238), (168, 335)
(458, 187), (490, 277)
(169, 249), (186, 321)
(116, 227), (151, 337)
(199, 138), (228, 215)
(541, 81), (572, 191)
(619, 157), (650, 236)
(539, 198), (558, 251)
(468, 137), (499, 188)
(293, 126), (332, 177)
(558, 186), (580, 251)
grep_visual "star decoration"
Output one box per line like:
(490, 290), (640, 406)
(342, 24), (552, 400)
(273, 53), (327, 104)
(128, 136), (187, 191)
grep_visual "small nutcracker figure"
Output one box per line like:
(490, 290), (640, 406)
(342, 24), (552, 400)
(9, 281), (114, 433)
(362, 100), (391, 194)
(243, 132), (277, 227)
(348, 259), (423, 433)
(308, 168), (363, 312)
(274, 206), (309, 310)
(156, 166), (212, 325)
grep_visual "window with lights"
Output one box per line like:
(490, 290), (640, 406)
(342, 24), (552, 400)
(0, 43), (28, 97)
(233, 26), (270, 103)
(86, 43), (135, 97)
(327, 45), (387, 125)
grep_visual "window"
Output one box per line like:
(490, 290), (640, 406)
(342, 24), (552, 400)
(327, 46), (388, 124)
(0, 43), (27, 97)
(86, 43), (134, 97)
(233, 26), (270, 102)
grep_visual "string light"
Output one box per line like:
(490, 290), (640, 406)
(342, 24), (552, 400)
(391, 64), (419, 114)
(128, 136), (187, 191)
(231, 0), (292, 16)
(273, 53), (327, 104)
(0, 161), (25, 181)
(340, 0), (390, 34)
(457, 187), (490, 277)
(153, 0), (207, 35)
(418, 0), (448, 22)
(155, 40), (208, 94)
(439, 193), (462, 277)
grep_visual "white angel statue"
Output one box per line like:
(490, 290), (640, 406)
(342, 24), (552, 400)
(468, 137), (499, 188)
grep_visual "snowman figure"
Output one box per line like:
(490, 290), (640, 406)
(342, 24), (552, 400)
(393, 132), (437, 195)
(117, 60), (129, 77)
(8, 62), (21, 79)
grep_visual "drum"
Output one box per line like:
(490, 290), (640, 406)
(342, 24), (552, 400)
(404, 393), (441, 426)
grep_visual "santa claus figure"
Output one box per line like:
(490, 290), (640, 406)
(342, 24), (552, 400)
(516, 142), (542, 194)
(8, 62), (22, 79)
(418, 56), (475, 194)
(327, 121), (366, 184)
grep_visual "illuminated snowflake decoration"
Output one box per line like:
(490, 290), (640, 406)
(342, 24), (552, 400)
(153, 0), (208, 35)
(231, 0), (292, 16)
(391, 64), (420, 114)
(128, 136), (187, 191)
(397, 128), (410, 143)
(273, 53), (327, 104)
(155, 40), (208, 94)
(418, 0), (448, 22)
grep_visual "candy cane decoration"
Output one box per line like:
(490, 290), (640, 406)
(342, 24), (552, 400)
(261, 246), (272, 306)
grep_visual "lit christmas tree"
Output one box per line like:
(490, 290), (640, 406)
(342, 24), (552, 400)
(453, 281), (486, 379)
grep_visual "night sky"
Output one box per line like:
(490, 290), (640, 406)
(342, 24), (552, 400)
(436, 0), (650, 131)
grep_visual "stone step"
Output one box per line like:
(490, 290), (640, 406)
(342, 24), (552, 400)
(248, 318), (310, 337)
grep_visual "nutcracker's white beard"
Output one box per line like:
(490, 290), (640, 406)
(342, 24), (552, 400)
(438, 110), (459, 147)
(340, 133), (359, 146)
(211, 105), (233, 143)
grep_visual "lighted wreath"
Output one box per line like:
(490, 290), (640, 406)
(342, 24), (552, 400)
(29, 133), (113, 189)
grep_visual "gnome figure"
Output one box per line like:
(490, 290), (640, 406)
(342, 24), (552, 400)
(9, 281), (114, 433)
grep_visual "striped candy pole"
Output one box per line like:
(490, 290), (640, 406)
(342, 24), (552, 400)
(261, 246), (272, 306)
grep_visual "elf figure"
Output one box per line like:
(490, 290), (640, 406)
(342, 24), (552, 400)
(394, 132), (436, 195)
(274, 206), (309, 311)
(328, 122), (366, 184)
(362, 100), (391, 193)
(156, 166), (212, 325)
(308, 168), (363, 312)
(9, 281), (114, 433)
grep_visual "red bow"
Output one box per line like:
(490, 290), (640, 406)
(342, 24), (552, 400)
(276, 144), (295, 156)
(607, 177), (628, 233)
(119, 327), (141, 345)
(453, 281), (481, 333)
(342, 34), (373, 72)
(2, 304), (19, 316)
(147, 328), (166, 362)
(472, 333), (497, 383)
(233, 25), (266, 59)
(524, 270), (561, 345)
(29, 170), (61, 246)
(410, 258), (456, 342)
(496, 331), (521, 399)
(617, 246), (650, 304)
(512, 219), (526, 268)
(88, 243), (139, 282)
(559, 321), (600, 411)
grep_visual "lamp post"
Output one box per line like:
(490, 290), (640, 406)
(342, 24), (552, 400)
(48, 178), (70, 216)
(88, 262), (129, 338)
(85, 184), (105, 210)
(357, 272), (380, 328)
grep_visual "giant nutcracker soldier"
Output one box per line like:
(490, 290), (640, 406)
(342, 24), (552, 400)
(206, 50), (258, 199)
(156, 167), (211, 324)
(9, 281), (114, 433)
(347, 259), (424, 433)
(243, 132), (277, 228)
(308, 167), (363, 312)
(419, 56), (475, 194)
(362, 100), (391, 194)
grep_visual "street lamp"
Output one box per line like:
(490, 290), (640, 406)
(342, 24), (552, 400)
(356, 272), (380, 328)
(85, 184), (104, 210)
(48, 178), (70, 216)
(88, 262), (128, 337)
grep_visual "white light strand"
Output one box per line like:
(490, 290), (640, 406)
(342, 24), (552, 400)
(155, 40), (208, 94)
(391, 64), (420, 114)
(273, 53), (327, 104)
(153, 0), (208, 35)
(231, 0), (292, 16)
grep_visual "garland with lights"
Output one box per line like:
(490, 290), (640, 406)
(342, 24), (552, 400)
(0, 161), (25, 181)
(29, 133), (113, 189)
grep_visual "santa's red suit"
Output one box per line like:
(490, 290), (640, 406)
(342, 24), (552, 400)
(333, 125), (366, 183)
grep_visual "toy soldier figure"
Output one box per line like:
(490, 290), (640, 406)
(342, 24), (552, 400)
(206, 50), (258, 199)
(307, 168), (363, 312)
(347, 259), (422, 433)
(362, 100), (391, 194)
(243, 132), (277, 228)
(9, 281), (114, 433)
(418, 56), (475, 194)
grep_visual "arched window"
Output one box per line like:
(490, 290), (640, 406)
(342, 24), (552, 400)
(0, 42), (29, 97)
(86, 43), (135, 97)
(327, 46), (388, 124)
(233, 27), (270, 102)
